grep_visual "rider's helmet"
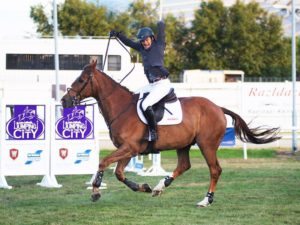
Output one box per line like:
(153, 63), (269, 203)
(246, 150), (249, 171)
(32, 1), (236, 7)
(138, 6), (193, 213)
(136, 27), (154, 41)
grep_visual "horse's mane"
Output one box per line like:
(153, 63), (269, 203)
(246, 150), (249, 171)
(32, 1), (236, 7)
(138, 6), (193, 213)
(84, 64), (133, 95)
(97, 69), (133, 95)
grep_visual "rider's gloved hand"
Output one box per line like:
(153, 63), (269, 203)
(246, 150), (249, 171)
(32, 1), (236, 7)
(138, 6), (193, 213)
(109, 30), (119, 37)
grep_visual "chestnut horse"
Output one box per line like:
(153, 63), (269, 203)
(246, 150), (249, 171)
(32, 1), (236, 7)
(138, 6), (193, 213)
(61, 61), (280, 207)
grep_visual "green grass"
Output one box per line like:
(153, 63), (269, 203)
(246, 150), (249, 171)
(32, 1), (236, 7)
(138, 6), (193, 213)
(160, 148), (277, 159)
(0, 149), (299, 225)
(101, 148), (277, 159)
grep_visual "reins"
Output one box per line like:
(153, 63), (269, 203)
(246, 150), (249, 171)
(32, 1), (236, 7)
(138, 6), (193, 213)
(114, 37), (136, 84)
(68, 35), (137, 128)
(102, 35), (135, 83)
(102, 36), (111, 71)
(76, 35), (135, 107)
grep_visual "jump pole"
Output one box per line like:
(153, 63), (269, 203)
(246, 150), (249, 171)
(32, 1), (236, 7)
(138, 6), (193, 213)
(138, 153), (170, 177)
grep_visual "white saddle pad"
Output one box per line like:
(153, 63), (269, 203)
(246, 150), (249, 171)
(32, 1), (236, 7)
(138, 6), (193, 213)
(137, 92), (183, 125)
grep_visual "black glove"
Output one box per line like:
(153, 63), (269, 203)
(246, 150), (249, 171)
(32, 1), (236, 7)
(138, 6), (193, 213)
(109, 30), (119, 37)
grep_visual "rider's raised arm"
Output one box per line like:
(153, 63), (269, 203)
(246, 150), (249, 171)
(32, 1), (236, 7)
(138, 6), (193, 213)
(156, 21), (165, 45)
(118, 33), (142, 51)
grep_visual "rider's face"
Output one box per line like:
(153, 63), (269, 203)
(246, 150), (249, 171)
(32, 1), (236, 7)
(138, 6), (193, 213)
(141, 37), (152, 49)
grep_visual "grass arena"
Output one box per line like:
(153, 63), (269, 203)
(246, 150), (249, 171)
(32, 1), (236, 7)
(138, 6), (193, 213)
(0, 149), (299, 225)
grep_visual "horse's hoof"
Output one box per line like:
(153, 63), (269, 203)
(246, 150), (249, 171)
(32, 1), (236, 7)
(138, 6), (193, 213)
(91, 192), (101, 202)
(196, 197), (211, 207)
(142, 183), (152, 193)
(152, 190), (162, 197)
(196, 203), (211, 208)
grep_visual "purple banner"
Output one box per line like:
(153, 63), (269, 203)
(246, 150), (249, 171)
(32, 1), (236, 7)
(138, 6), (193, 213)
(6, 105), (45, 140)
(55, 106), (94, 140)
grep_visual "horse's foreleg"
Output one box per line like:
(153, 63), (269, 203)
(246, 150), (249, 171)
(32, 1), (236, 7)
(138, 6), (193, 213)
(152, 147), (191, 197)
(115, 158), (152, 193)
(91, 144), (134, 202)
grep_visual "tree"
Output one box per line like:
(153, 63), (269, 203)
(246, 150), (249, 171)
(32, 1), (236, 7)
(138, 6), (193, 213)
(225, 1), (266, 75)
(164, 14), (188, 81)
(58, 0), (110, 36)
(189, 0), (228, 69)
(226, 1), (289, 78)
(189, 0), (289, 78)
(30, 4), (52, 36)
(30, 0), (115, 36)
(259, 14), (290, 79)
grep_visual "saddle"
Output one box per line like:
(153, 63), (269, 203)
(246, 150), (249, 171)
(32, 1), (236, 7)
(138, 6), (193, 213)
(136, 88), (182, 125)
(135, 88), (183, 155)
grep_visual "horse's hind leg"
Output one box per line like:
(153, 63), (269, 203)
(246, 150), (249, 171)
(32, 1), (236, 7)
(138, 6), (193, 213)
(115, 158), (152, 193)
(197, 140), (222, 207)
(152, 146), (191, 197)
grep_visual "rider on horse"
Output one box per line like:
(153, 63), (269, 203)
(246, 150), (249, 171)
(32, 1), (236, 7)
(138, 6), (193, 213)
(110, 20), (171, 142)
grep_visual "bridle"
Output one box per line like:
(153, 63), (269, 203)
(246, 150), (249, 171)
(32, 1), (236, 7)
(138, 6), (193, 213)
(66, 71), (94, 106)
(66, 68), (135, 129)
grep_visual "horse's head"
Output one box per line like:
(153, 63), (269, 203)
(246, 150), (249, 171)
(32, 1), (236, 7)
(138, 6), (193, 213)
(61, 60), (97, 108)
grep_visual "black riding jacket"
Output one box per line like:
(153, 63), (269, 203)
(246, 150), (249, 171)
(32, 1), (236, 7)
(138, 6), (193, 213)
(117, 21), (169, 82)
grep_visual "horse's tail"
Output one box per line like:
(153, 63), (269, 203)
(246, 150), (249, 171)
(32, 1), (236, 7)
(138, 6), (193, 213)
(221, 107), (281, 144)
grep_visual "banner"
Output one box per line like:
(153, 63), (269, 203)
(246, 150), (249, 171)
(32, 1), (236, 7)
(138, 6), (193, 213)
(242, 83), (300, 129)
(50, 103), (99, 175)
(221, 128), (235, 146)
(0, 100), (50, 177)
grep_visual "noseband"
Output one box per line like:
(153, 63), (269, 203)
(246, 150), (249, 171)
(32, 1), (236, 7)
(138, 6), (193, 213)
(67, 72), (94, 106)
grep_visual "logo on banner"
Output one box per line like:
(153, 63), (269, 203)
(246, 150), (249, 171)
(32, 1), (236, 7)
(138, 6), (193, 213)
(74, 149), (92, 164)
(9, 148), (19, 160)
(55, 106), (94, 139)
(6, 105), (45, 140)
(25, 150), (43, 165)
(59, 148), (68, 159)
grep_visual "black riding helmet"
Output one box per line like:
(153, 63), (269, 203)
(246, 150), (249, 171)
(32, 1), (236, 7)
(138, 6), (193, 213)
(136, 27), (154, 41)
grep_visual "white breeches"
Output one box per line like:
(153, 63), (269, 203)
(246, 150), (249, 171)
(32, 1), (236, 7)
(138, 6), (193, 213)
(141, 78), (171, 111)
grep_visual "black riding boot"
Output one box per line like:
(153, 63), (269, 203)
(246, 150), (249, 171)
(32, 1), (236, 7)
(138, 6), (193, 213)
(143, 106), (158, 141)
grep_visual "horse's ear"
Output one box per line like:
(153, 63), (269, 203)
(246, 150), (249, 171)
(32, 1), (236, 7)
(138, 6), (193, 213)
(91, 60), (97, 70)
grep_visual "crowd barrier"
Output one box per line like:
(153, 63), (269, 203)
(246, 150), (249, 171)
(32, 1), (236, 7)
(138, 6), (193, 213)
(0, 98), (99, 189)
